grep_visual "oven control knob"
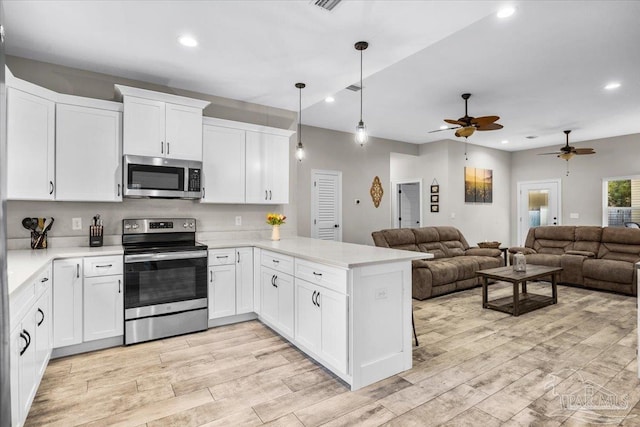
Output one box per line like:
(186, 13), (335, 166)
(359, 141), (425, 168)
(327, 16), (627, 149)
(124, 224), (131, 230)
(183, 222), (188, 228)
(189, 222), (194, 228)
(132, 224), (139, 229)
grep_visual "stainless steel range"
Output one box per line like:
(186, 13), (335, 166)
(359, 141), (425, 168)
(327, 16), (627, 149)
(122, 218), (208, 345)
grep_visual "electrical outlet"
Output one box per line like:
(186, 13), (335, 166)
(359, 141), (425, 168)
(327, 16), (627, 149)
(570, 213), (579, 219)
(235, 216), (242, 226)
(72, 217), (82, 230)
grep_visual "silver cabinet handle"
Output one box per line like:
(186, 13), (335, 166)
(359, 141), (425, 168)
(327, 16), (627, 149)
(210, 270), (213, 283)
(161, 141), (164, 154)
(167, 142), (170, 155)
(76, 263), (80, 278)
(216, 255), (228, 259)
(117, 183), (121, 197)
(265, 190), (268, 200)
(269, 190), (272, 200)
(96, 264), (113, 268)
(118, 279), (121, 293)
(237, 251), (240, 263)
(202, 187), (205, 199)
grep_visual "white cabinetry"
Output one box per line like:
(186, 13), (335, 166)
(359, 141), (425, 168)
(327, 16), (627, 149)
(208, 248), (254, 320)
(83, 256), (124, 342)
(245, 131), (289, 204)
(201, 125), (245, 203)
(53, 258), (83, 348)
(10, 264), (53, 427)
(260, 250), (294, 339)
(116, 85), (210, 161)
(6, 86), (55, 200)
(55, 102), (123, 201)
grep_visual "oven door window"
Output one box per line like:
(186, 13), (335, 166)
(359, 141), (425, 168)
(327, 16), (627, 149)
(125, 256), (207, 308)
(128, 164), (184, 191)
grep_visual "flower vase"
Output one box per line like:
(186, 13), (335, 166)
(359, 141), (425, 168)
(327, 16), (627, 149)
(271, 225), (280, 241)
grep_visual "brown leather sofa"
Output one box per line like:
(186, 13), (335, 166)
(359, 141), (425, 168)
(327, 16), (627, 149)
(509, 226), (639, 296)
(372, 226), (503, 300)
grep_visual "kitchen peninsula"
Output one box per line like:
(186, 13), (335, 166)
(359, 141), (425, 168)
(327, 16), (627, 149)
(8, 235), (430, 424)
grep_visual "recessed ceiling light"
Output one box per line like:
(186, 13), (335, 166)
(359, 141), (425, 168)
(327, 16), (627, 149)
(178, 35), (198, 47)
(604, 82), (621, 90)
(439, 125), (448, 130)
(497, 6), (515, 18)
(325, 96), (335, 103)
(501, 140), (509, 144)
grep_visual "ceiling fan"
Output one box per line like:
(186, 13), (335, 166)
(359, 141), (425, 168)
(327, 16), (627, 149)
(429, 93), (503, 138)
(538, 130), (595, 160)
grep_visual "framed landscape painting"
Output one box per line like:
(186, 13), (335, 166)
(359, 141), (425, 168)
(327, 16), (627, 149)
(464, 167), (493, 203)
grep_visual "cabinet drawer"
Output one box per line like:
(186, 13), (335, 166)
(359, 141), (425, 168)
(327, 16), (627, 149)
(84, 255), (123, 277)
(295, 259), (347, 295)
(261, 250), (294, 276)
(10, 282), (35, 331)
(34, 264), (52, 297)
(208, 248), (236, 265)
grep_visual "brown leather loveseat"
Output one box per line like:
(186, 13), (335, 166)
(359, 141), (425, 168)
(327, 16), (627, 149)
(509, 225), (639, 296)
(372, 226), (503, 300)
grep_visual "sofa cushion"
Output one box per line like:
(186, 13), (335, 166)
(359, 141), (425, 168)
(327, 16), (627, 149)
(597, 227), (640, 263)
(525, 253), (562, 267)
(444, 257), (479, 281)
(583, 258), (635, 284)
(420, 260), (459, 287)
(435, 226), (470, 257)
(574, 226), (602, 254)
(413, 227), (448, 259)
(375, 229), (418, 251)
(471, 255), (503, 270)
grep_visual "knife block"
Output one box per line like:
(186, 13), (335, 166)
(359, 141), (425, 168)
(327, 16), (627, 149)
(30, 231), (47, 250)
(89, 225), (103, 247)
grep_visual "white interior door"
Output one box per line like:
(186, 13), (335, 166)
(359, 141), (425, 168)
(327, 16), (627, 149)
(517, 180), (561, 245)
(398, 183), (421, 228)
(311, 170), (342, 241)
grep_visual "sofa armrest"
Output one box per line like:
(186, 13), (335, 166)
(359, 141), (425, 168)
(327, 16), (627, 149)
(465, 247), (501, 257)
(565, 250), (595, 258)
(508, 246), (537, 255)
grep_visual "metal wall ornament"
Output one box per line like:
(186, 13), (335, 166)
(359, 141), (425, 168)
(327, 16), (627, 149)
(370, 176), (384, 208)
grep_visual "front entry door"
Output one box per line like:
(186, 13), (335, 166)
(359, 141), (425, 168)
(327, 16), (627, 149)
(517, 180), (561, 245)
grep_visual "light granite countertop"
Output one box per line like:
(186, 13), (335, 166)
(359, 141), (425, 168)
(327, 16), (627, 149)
(7, 237), (430, 296)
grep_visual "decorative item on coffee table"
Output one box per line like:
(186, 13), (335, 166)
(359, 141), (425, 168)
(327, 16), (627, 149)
(478, 241), (500, 248)
(266, 213), (286, 241)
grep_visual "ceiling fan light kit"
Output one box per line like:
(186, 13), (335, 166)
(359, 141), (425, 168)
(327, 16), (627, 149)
(354, 41), (369, 146)
(295, 82), (306, 162)
(429, 93), (503, 139)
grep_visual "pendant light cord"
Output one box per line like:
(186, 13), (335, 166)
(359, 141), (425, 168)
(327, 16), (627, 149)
(360, 48), (363, 122)
(298, 86), (302, 143)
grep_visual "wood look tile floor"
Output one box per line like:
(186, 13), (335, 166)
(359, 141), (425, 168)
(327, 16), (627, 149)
(27, 282), (639, 426)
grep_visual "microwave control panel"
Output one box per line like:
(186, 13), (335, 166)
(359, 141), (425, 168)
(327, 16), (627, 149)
(188, 168), (201, 192)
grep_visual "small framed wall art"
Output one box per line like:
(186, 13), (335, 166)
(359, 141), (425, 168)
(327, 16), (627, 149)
(431, 204), (439, 213)
(431, 194), (439, 203)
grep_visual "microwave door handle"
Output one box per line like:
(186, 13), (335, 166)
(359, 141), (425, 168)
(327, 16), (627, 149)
(124, 251), (208, 263)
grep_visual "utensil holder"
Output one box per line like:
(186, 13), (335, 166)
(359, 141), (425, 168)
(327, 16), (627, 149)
(90, 225), (104, 247)
(30, 231), (47, 250)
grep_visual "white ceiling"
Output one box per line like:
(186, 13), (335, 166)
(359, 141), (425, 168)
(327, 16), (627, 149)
(4, 1), (640, 152)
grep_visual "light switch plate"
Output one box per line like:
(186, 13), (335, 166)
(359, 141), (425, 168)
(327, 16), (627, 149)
(235, 216), (242, 226)
(72, 217), (82, 230)
(570, 213), (579, 219)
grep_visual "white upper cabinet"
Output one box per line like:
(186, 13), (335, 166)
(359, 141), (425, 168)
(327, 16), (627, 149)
(116, 85), (209, 161)
(245, 131), (289, 204)
(202, 124), (246, 203)
(55, 102), (123, 201)
(7, 87), (55, 200)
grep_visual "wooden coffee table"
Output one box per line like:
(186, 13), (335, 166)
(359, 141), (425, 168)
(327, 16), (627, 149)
(476, 265), (562, 316)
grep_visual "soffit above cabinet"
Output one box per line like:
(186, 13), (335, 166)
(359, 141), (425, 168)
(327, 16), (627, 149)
(203, 116), (294, 138)
(115, 84), (210, 110)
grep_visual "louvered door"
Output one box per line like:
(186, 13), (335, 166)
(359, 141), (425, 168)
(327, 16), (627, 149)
(311, 170), (342, 241)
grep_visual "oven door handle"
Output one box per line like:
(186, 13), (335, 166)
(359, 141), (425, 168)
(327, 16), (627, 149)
(124, 251), (208, 263)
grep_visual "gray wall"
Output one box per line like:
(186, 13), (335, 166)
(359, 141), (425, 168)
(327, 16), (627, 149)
(510, 133), (640, 244)
(391, 139), (512, 247)
(296, 125), (418, 245)
(6, 56), (299, 247)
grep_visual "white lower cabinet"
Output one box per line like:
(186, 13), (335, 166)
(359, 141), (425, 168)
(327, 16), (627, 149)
(260, 266), (294, 339)
(34, 288), (52, 378)
(236, 248), (254, 314)
(208, 248), (254, 320)
(53, 258), (83, 348)
(295, 278), (348, 374)
(83, 275), (124, 341)
(208, 264), (236, 319)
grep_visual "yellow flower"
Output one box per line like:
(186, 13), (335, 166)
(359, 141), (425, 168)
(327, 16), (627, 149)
(266, 213), (286, 225)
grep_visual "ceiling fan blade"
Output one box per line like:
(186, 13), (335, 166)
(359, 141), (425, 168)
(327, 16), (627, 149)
(470, 115), (500, 126)
(444, 119), (466, 126)
(476, 123), (503, 131)
(428, 126), (461, 133)
(574, 148), (596, 154)
(538, 151), (563, 155)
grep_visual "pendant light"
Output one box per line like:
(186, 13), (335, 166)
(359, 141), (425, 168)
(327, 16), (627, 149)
(295, 83), (305, 161)
(354, 41), (369, 146)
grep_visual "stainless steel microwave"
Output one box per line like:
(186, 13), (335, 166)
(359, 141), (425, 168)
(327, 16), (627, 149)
(123, 155), (202, 199)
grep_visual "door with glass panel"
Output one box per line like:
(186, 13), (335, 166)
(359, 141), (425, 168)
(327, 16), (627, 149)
(517, 180), (561, 245)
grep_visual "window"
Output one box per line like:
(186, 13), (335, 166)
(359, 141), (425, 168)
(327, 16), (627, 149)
(603, 177), (640, 227)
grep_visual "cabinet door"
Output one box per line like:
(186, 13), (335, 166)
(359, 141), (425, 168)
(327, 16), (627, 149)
(34, 287), (52, 378)
(201, 125), (245, 203)
(260, 268), (279, 326)
(295, 279), (321, 352)
(19, 307), (38, 422)
(318, 287), (348, 374)
(53, 258), (83, 348)
(245, 131), (269, 204)
(236, 248), (254, 314)
(56, 104), (123, 201)
(274, 272), (294, 339)
(7, 87), (55, 200)
(165, 103), (203, 161)
(84, 275), (124, 341)
(10, 327), (21, 427)
(266, 134), (290, 204)
(208, 264), (236, 319)
(123, 96), (165, 157)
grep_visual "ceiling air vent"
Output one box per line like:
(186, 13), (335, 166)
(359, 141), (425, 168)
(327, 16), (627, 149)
(346, 84), (361, 92)
(312, 0), (343, 12)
